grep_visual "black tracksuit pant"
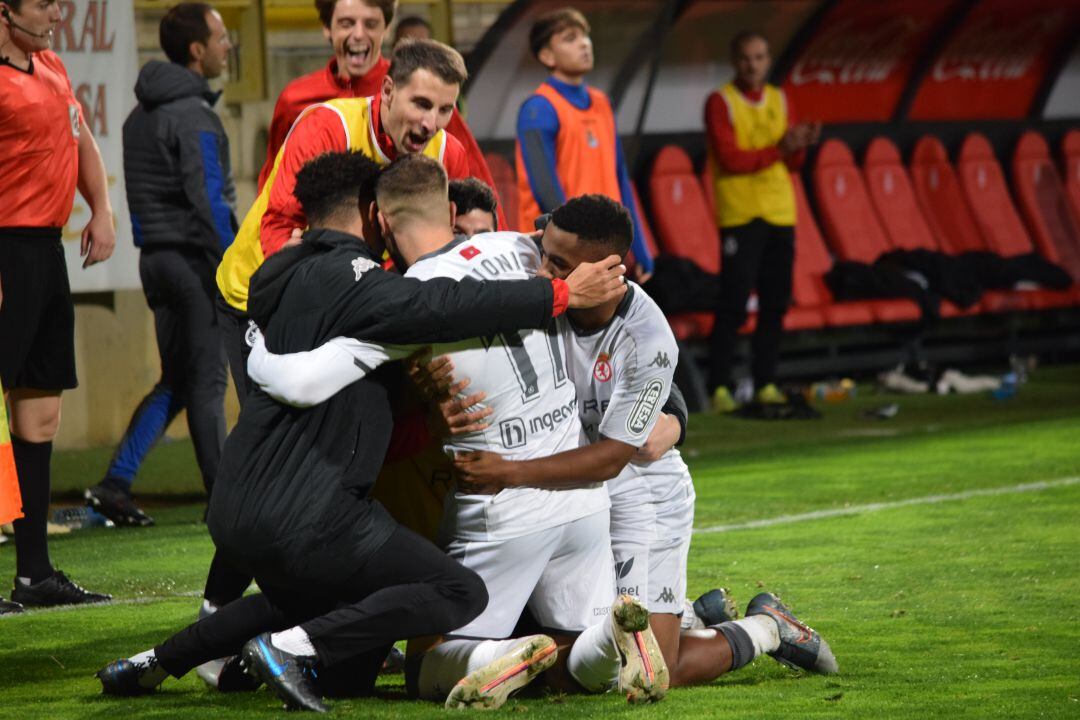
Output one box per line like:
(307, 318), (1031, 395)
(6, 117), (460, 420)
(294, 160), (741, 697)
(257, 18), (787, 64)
(708, 218), (795, 392)
(156, 524), (487, 694)
(120, 247), (227, 494)
(215, 291), (253, 408)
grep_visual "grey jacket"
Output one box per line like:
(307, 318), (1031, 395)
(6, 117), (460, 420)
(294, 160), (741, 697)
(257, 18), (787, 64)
(122, 60), (237, 258)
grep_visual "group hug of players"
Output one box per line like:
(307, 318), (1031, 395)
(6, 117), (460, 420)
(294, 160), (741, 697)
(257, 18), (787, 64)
(91, 3), (838, 713)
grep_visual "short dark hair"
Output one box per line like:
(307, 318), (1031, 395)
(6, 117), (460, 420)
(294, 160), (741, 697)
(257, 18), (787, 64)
(550, 194), (632, 258)
(394, 15), (431, 40)
(529, 7), (590, 59)
(730, 30), (768, 58)
(294, 151), (382, 227)
(160, 3), (214, 66)
(449, 178), (497, 222)
(2, 0), (25, 12)
(388, 38), (467, 86)
(375, 154), (448, 222)
(314, 0), (395, 29)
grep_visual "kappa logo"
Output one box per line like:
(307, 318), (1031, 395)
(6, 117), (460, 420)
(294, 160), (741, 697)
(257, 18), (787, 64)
(627, 378), (665, 435)
(593, 353), (613, 382)
(69, 104), (81, 139)
(648, 351), (671, 369)
(654, 587), (676, 604)
(723, 235), (739, 256)
(351, 256), (376, 281)
(614, 557), (635, 580)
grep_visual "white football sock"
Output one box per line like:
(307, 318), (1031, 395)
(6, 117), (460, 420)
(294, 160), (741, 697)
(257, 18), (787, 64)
(130, 649), (169, 688)
(566, 618), (620, 692)
(270, 626), (317, 657)
(727, 615), (780, 656)
(416, 638), (522, 700)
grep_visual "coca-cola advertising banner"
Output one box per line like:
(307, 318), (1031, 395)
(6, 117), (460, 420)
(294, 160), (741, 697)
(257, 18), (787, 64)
(907, 0), (1080, 120)
(781, 0), (958, 123)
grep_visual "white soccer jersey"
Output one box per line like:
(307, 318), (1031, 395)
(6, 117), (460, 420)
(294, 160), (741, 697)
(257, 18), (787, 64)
(559, 282), (692, 499)
(407, 232), (608, 542)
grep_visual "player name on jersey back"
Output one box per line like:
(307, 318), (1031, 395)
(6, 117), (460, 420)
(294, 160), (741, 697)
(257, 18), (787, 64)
(408, 232), (609, 542)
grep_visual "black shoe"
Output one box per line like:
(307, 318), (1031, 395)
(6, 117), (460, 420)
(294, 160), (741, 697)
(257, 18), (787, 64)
(240, 633), (326, 713)
(85, 482), (155, 527)
(0, 595), (24, 615)
(693, 588), (739, 626)
(746, 592), (838, 674)
(96, 657), (162, 696)
(11, 571), (112, 607)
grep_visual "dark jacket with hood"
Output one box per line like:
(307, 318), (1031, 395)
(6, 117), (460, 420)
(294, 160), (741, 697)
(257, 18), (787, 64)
(122, 60), (237, 259)
(206, 228), (558, 587)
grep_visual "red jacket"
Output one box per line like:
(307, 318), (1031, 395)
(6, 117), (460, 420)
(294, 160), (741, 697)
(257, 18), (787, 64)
(705, 83), (806, 173)
(259, 56), (507, 229)
(260, 92), (470, 258)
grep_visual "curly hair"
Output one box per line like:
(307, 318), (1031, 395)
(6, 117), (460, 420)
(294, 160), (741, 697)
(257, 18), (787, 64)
(293, 151), (382, 226)
(550, 194), (632, 257)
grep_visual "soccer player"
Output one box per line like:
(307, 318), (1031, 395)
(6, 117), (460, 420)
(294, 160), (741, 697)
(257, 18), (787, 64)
(257, 0), (503, 227)
(454, 195), (839, 686)
(84, 3), (236, 528)
(0, 0), (114, 607)
(449, 177), (498, 237)
(514, 8), (653, 281)
(704, 31), (820, 412)
(96, 151), (628, 711)
(217, 38), (472, 404)
(246, 162), (673, 708)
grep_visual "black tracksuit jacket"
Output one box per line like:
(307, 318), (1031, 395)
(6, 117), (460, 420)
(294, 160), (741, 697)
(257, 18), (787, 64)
(206, 228), (558, 587)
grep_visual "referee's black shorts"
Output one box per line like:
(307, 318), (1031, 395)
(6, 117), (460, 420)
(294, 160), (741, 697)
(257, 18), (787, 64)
(0, 228), (78, 391)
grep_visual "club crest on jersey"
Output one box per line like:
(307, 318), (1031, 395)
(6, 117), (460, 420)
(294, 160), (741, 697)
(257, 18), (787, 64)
(352, 256), (376, 281)
(69, 105), (81, 138)
(593, 353), (612, 382)
(585, 129), (599, 148)
(459, 245), (481, 260)
(627, 378), (665, 435)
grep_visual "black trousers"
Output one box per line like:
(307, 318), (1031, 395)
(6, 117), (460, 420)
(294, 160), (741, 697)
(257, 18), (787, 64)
(708, 219), (795, 392)
(157, 524), (487, 688)
(215, 292), (253, 408)
(134, 247), (227, 493)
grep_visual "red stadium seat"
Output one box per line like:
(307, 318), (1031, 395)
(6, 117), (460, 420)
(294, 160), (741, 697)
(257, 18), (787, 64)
(910, 136), (986, 254)
(1012, 131), (1080, 283)
(648, 146), (721, 339)
(957, 134), (1076, 309)
(863, 137), (939, 253)
(483, 152), (519, 233)
(863, 137), (981, 317)
(790, 174), (873, 327)
(813, 139), (920, 322)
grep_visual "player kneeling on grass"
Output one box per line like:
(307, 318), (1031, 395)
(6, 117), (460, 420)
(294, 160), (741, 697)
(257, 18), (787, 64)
(253, 191), (838, 700)
(94, 151), (630, 713)
(247, 163), (671, 708)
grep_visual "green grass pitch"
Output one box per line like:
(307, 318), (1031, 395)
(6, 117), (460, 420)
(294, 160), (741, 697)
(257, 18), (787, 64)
(2, 366), (1079, 718)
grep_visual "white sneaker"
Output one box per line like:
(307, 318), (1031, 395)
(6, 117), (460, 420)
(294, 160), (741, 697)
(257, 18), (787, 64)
(878, 366), (929, 394)
(611, 595), (668, 703)
(444, 635), (558, 709)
